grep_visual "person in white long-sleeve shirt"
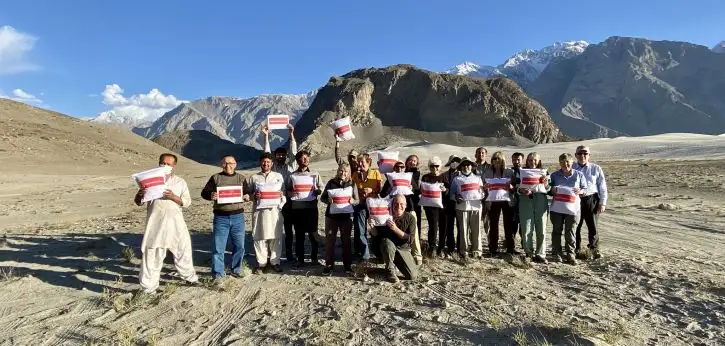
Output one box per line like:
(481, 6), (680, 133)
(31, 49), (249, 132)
(572, 145), (608, 259)
(134, 153), (199, 293)
(262, 124), (298, 262)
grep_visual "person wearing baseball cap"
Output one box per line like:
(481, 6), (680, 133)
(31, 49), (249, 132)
(421, 156), (449, 258)
(450, 156), (485, 261)
(572, 145), (607, 260)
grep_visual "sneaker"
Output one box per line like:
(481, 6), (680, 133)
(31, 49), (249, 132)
(322, 266), (333, 275)
(252, 266), (262, 274)
(344, 266), (354, 275)
(565, 254), (578, 265)
(386, 271), (400, 283)
(272, 265), (283, 273)
(230, 272), (245, 279)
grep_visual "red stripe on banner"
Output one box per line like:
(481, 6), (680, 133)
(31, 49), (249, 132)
(379, 159), (397, 165)
(334, 125), (351, 135)
(259, 191), (281, 199)
(522, 177), (540, 185)
(461, 183), (479, 191)
(293, 184), (313, 193)
(369, 207), (389, 215)
(268, 119), (288, 125)
(393, 179), (410, 187)
(554, 194), (576, 203)
(422, 190), (441, 198)
(139, 176), (165, 188)
(332, 196), (351, 204)
(218, 189), (242, 197)
(488, 183), (509, 191)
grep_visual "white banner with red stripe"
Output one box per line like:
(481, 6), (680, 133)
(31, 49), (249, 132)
(327, 186), (354, 214)
(331, 117), (355, 141)
(519, 168), (546, 190)
(376, 151), (399, 174)
(485, 177), (511, 202)
(290, 175), (316, 201)
(367, 197), (391, 226)
(419, 182), (443, 208)
(455, 175), (483, 201)
(217, 185), (244, 204)
(132, 166), (172, 203)
(550, 186), (580, 215)
(255, 182), (283, 209)
(267, 114), (290, 130)
(385, 172), (413, 195)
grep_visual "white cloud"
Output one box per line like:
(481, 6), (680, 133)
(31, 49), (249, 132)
(92, 84), (185, 127)
(0, 88), (43, 104)
(0, 25), (39, 75)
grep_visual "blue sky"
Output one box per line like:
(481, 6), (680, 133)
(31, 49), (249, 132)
(1, 0), (723, 118)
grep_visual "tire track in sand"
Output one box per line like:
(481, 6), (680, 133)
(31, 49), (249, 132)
(189, 286), (262, 346)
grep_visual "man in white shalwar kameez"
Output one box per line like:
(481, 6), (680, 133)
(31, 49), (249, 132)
(134, 153), (199, 293)
(246, 152), (286, 274)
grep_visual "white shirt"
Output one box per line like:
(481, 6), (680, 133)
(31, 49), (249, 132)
(573, 162), (608, 205)
(141, 175), (192, 249)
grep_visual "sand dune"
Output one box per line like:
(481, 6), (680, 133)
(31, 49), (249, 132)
(2, 100), (725, 345)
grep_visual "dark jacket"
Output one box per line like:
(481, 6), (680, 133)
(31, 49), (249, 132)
(321, 178), (360, 220)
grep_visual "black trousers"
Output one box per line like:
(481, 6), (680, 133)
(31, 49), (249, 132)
(282, 203), (295, 260)
(291, 208), (319, 262)
(488, 201), (515, 254)
(423, 206), (447, 252)
(576, 193), (600, 251)
(444, 200), (457, 253)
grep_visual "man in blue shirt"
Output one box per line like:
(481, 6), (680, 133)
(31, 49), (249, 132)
(572, 146), (608, 260)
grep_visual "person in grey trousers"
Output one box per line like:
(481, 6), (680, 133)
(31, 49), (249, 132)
(548, 153), (587, 265)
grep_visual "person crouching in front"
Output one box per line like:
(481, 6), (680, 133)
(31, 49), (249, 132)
(367, 194), (419, 283)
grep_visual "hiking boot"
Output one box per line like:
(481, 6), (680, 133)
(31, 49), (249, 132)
(552, 253), (563, 263)
(533, 255), (548, 264)
(565, 254), (578, 265)
(386, 271), (400, 283)
(322, 265), (333, 275)
(271, 264), (283, 273)
(230, 271), (246, 279)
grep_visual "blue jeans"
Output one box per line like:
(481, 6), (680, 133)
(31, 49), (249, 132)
(353, 205), (370, 260)
(211, 213), (245, 278)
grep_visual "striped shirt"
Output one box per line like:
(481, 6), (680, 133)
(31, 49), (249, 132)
(573, 162), (608, 205)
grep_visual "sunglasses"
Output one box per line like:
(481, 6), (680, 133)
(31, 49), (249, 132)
(576, 152), (589, 156)
(429, 165), (440, 168)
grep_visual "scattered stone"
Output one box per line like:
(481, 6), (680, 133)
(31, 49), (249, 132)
(657, 203), (678, 211)
(537, 294), (547, 301)
(685, 321), (701, 332)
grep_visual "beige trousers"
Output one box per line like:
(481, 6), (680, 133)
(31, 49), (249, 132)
(139, 247), (198, 293)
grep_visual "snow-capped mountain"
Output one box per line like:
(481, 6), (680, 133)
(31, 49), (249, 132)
(91, 106), (169, 128)
(713, 41), (725, 53)
(446, 41), (590, 89)
(134, 91), (317, 150)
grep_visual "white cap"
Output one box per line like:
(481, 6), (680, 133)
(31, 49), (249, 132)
(428, 156), (442, 166)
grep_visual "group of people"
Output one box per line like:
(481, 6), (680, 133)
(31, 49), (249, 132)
(133, 124), (608, 292)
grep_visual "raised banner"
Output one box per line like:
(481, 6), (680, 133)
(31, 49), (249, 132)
(267, 114), (290, 130)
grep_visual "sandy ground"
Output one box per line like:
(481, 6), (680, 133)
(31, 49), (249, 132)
(2, 135), (725, 345)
